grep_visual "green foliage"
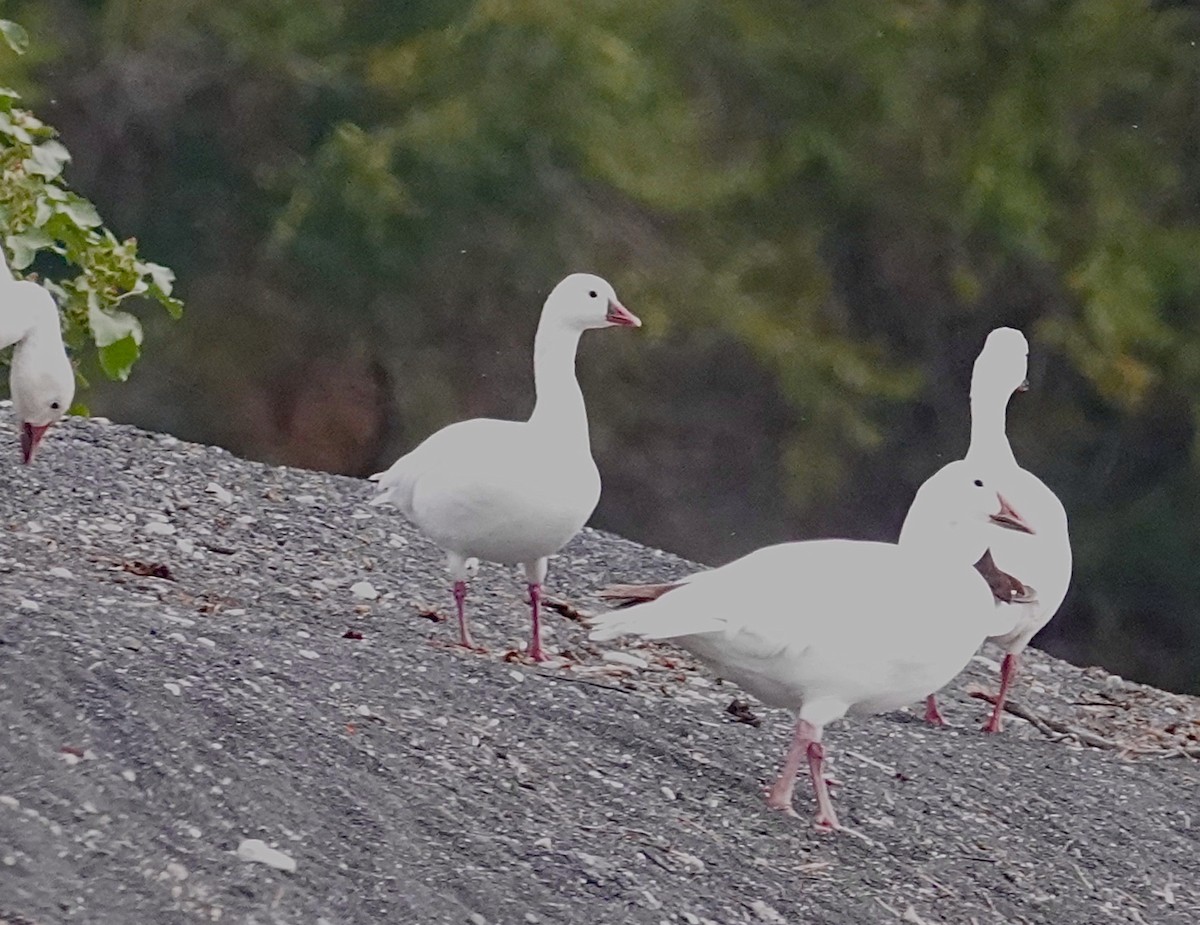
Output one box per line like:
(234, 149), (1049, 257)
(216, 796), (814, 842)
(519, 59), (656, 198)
(0, 31), (181, 385)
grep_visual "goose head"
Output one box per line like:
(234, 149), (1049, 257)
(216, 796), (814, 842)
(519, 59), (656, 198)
(11, 345), (74, 463)
(910, 466), (1036, 566)
(972, 327), (1029, 398)
(544, 273), (640, 332)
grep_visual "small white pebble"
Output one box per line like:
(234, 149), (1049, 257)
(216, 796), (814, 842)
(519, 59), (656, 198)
(661, 786), (677, 801)
(603, 651), (649, 669)
(236, 839), (296, 873)
(206, 483), (234, 505)
(749, 900), (786, 923)
(350, 581), (379, 601)
(121, 770), (137, 782)
(18, 599), (40, 612)
(166, 861), (189, 881)
(48, 566), (74, 579)
(508, 670), (525, 683)
(298, 649), (319, 660)
(295, 495), (316, 504)
(142, 521), (177, 536)
(164, 682), (182, 696)
(469, 915), (487, 925)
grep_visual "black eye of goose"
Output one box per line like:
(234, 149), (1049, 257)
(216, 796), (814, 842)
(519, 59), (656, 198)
(973, 479), (984, 488)
(50, 401), (60, 410)
(588, 290), (597, 298)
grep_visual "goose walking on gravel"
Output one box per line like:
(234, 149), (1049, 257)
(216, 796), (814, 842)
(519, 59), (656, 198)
(590, 469), (1033, 832)
(900, 328), (1072, 732)
(0, 253), (75, 463)
(370, 273), (640, 661)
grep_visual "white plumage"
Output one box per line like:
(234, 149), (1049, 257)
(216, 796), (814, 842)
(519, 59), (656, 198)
(901, 327), (1072, 732)
(371, 273), (640, 660)
(0, 252), (74, 463)
(590, 468), (1034, 831)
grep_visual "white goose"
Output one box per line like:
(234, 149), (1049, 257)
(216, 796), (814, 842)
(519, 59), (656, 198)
(590, 469), (1034, 831)
(370, 273), (640, 661)
(900, 327), (1072, 732)
(0, 254), (75, 463)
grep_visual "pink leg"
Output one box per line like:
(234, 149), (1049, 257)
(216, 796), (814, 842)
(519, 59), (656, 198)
(452, 580), (474, 649)
(924, 694), (948, 726)
(527, 582), (547, 662)
(982, 652), (1018, 734)
(806, 739), (840, 831)
(766, 717), (839, 830)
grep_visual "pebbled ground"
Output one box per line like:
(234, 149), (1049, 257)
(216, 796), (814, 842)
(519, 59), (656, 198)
(0, 409), (1197, 925)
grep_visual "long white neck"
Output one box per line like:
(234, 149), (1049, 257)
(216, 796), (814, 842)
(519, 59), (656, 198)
(527, 316), (590, 447)
(966, 379), (1017, 468)
(1, 282), (54, 351)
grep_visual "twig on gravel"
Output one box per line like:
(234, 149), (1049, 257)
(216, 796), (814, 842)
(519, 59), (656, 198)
(845, 749), (899, 777)
(541, 594), (592, 624)
(876, 899), (939, 924)
(1067, 860), (1094, 891)
(531, 670), (632, 695)
(969, 690), (1200, 759)
(967, 691), (1119, 749)
(916, 871), (956, 897)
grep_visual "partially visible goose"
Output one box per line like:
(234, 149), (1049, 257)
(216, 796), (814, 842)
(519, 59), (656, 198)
(371, 273), (640, 661)
(900, 328), (1071, 732)
(0, 254), (75, 463)
(902, 331), (1070, 729)
(590, 469), (1033, 832)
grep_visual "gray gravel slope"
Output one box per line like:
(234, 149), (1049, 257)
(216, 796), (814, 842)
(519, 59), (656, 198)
(0, 411), (1197, 925)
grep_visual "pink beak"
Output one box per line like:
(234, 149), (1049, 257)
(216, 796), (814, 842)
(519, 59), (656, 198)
(990, 493), (1035, 534)
(20, 422), (51, 465)
(605, 299), (641, 328)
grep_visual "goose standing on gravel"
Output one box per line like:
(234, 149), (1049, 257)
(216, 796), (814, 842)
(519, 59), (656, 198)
(370, 273), (640, 661)
(590, 470), (1034, 832)
(900, 328), (1072, 732)
(0, 254), (75, 464)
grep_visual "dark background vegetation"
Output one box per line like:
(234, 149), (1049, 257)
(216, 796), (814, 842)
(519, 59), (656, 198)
(3, 0), (1199, 692)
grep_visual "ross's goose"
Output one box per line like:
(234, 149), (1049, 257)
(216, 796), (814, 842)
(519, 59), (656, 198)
(0, 254), (75, 463)
(590, 469), (1034, 831)
(900, 327), (1072, 731)
(370, 273), (640, 661)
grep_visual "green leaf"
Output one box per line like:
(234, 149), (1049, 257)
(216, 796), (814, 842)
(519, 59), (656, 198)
(88, 302), (144, 349)
(96, 335), (141, 382)
(6, 228), (54, 269)
(0, 109), (32, 143)
(0, 20), (29, 56)
(144, 261), (177, 297)
(24, 139), (70, 179)
(59, 194), (102, 228)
